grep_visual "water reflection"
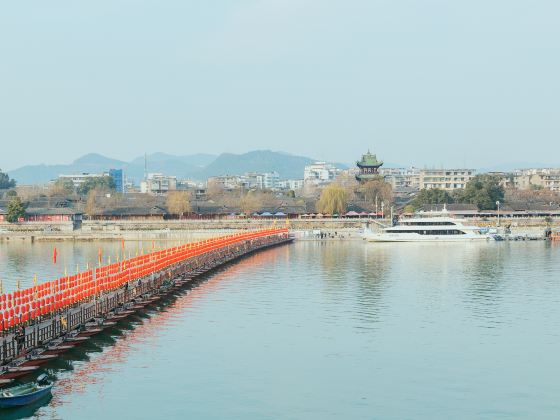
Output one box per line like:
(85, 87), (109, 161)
(1, 241), (559, 419)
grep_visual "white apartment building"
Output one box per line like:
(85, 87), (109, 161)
(58, 173), (105, 189)
(256, 172), (280, 190)
(304, 162), (340, 185)
(244, 172), (280, 190)
(207, 172), (280, 191)
(277, 179), (305, 190)
(379, 167), (420, 190)
(419, 169), (476, 191)
(140, 173), (177, 195)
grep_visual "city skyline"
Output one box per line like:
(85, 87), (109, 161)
(3, 147), (560, 174)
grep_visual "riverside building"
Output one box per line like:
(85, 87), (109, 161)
(419, 169), (476, 191)
(304, 162), (341, 185)
(140, 173), (177, 195)
(355, 151), (383, 183)
(513, 168), (560, 191)
(379, 167), (420, 190)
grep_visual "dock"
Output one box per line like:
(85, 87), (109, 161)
(0, 228), (291, 375)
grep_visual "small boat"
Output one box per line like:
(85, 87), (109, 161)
(41, 343), (74, 356)
(76, 327), (104, 338)
(20, 353), (58, 367)
(106, 313), (128, 321)
(0, 379), (13, 388)
(0, 374), (53, 408)
(63, 335), (90, 345)
(85, 318), (117, 329)
(0, 365), (40, 380)
(120, 309), (135, 315)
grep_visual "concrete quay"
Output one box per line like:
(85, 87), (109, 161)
(0, 217), (557, 243)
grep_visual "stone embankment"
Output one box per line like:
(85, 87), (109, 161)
(0, 217), (558, 242)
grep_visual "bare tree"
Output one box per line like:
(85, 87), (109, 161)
(166, 191), (192, 218)
(85, 190), (100, 216)
(206, 179), (225, 201)
(356, 179), (392, 210)
(239, 191), (264, 216)
(334, 172), (359, 202)
(47, 179), (75, 196)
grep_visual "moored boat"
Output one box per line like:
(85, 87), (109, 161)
(0, 374), (52, 408)
(63, 333), (90, 345)
(115, 309), (135, 316)
(106, 313), (128, 321)
(41, 343), (74, 356)
(363, 208), (491, 242)
(20, 354), (58, 367)
(0, 365), (40, 380)
(0, 379), (14, 388)
(76, 327), (104, 338)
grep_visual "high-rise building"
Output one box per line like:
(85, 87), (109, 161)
(109, 169), (125, 193)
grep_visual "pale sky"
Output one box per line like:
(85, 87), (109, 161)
(1, 1), (559, 171)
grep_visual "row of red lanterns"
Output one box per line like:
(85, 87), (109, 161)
(0, 229), (287, 332)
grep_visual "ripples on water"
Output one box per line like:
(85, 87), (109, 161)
(2, 240), (560, 419)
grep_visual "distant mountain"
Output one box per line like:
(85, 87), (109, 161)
(125, 153), (218, 181)
(199, 150), (316, 180)
(73, 153), (127, 167)
(130, 153), (216, 167)
(8, 150), (344, 185)
(8, 153), (129, 185)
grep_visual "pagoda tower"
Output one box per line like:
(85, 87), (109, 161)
(356, 150), (383, 183)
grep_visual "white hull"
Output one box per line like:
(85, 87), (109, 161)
(363, 211), (493, 243)
(364, 233), (490, 242)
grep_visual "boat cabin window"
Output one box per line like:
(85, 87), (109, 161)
(400, 221), (455, 226)
(385, 229), (466, 235)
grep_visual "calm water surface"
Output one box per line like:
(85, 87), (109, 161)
(2, 240), (560, 419)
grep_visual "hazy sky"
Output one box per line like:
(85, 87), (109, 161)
(1, 1), (559, 171)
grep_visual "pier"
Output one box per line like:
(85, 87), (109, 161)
(0, 228), (291, 376)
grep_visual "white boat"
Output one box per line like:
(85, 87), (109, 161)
(363, 209), (491, 242)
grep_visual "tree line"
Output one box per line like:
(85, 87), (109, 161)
(407, 174), (505, 211)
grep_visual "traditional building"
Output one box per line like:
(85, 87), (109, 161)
(356, 150), (383, 183)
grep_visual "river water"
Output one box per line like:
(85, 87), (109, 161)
(2, 240), (560, 419)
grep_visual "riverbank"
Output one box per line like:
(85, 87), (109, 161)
(0, 217), (557, 242)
